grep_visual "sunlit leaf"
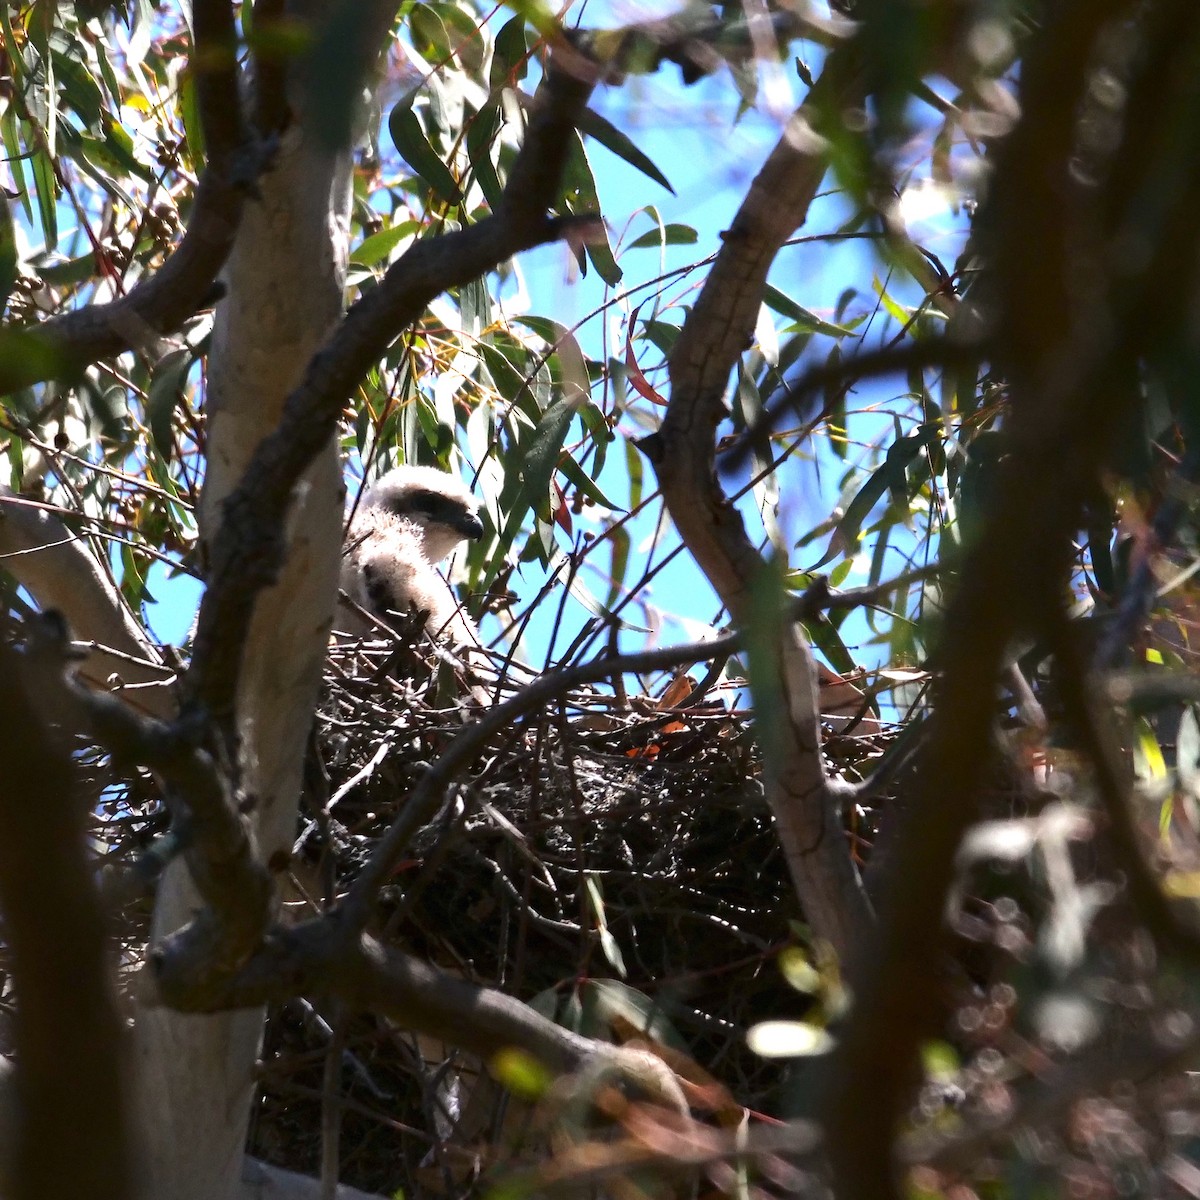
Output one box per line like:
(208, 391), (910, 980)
(764, 283), (859, 338)
(746, 1020), (835, 1058)
(29, 142), (58, 250)
(350, 220), (419, 267)
(562, 132), (621, 285)
(490, 1048), (552, 1100)
(577, 105), (673, 194)
(584, 874), (626, 978)
(778, 947), (821, 995)
(147, 348), (193, 463)
(388, 98), (462, 206)
(1133, 716), (1167, 781)
(627, 221), (698, 251)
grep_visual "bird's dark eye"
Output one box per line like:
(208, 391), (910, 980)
(409, 490), (438, 511)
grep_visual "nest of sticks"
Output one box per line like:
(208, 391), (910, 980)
(243, 630), (896, 1194)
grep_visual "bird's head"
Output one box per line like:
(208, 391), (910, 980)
(360, 465), (485, 562)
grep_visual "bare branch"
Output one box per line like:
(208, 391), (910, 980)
(0, 489), (175, 713)
(21, 616), (273, 986)
(649, 39), (871, 958)
(147, 916), (612, 1075)
(823, 3), (1191, 1196)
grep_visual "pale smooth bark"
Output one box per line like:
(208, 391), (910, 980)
(0, 489), (174, 714)
(133, 116), (351, 1200)
(239, 1158), (386, 1200)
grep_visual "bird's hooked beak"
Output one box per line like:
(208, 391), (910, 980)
(455, 511), (485, 540)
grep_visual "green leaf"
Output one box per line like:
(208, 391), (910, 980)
(147, 348), (192, 462)
(625, 436), (644, 509)
(627, 221), (698, 251)
(814, 434), (925, 567)
(577, 106), (673, 194)
(29, 141), (58, 250)
(119, 542), (153, 609)
(578, 397), (611, 476)
(491, 15), (529, 85)
(764, 283), (859, 339)
(562, 133), (621, 285)
(872, 272), (911, 326)
(565, 565), (641, 626)
(583, 874), (627, 978)
(604, 522), (629, 608)
(71, 128), (146, 192)
(639, 319), (681, 356)
(35, 250), (97, 287)
(52, 46), (104, 125)
(557, 450), (621, 511)
(177, 69), (204, 167)
(0, 193), (17, 316)
(465, 100), (504, 211)
(0, 326), (70, 390)
(801, 612), (857, 677)
(410, 3), (452, 63)
(500, 395), (579, 546)
(514, 313), (568, 349)
(427, 2), (489, 74)
(388, 100), (462, 206)
(350, 220), (418, 267)
(1, 110), (31, 224)
(480, 339), (531, 403)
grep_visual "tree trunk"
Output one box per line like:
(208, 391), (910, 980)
(132, 104), (351, 1200)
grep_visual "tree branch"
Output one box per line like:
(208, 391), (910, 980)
(148, 915), (622, 1078)
(823, 4), (1185, 1196)
(0, 0), (253, 395)
(0, 489), (175, 713)
(22, 615), (274, 988)
(0, 634), (132, 1200)
(649, 38), (872, 959)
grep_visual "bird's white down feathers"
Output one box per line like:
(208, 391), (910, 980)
(338, 465), (485, 650)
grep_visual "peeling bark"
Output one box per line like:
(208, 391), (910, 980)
(653, 50), (872, 960)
